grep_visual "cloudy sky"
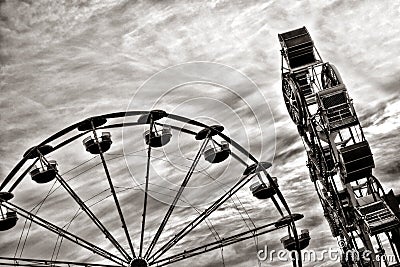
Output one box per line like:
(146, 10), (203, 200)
(0, 0), (399, 266)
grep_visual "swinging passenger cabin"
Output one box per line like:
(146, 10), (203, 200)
(83, 132), (112, 154)
(0, 192), (18, 231)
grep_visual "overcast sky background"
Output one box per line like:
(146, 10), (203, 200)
(0, 1), (399, 266)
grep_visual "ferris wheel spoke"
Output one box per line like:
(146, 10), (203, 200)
(139, 120), (155, 257)
(39, 156), (131, 261)
(0, 256), (121, 267)
(149, 221), (283, 266)
(90, 123), (136, 259)
(146, 173), (253, 263)
(0, 202), (127, 265)
(144, 136), (210, 260)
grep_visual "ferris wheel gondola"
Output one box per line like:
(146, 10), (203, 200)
(0, 192), (18, 232)
(321, 63), (343, 89)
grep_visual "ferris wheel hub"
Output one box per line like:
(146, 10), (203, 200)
(129, 258), (148, 267)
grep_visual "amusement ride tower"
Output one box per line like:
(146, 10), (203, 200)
(278, 27), (400, 267)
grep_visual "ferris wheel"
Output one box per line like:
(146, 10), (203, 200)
(279, 27), (400, 267)
(0, 110), (307, 267)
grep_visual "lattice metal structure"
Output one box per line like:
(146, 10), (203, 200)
(279, 26), (400, 267)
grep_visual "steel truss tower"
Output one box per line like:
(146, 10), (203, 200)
(278, 27), (400, 267)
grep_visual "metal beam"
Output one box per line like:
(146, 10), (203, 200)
(139, 120), (154, 257)
(147, 173), (253, 263)
(91, 122), (136, 258)
(40, 156), (131, 261)
(150, 221), (284, 266)
(0, 256), (121, 267)
(144, 136), (210, 259)
(1, 202), (126, 266)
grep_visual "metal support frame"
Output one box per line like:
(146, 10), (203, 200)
(147, 172), (254, 262)
(40, 154), (131, 261)
(0, 202), (126, 265)
(151, 221), (285, 266)
(144, 135), (210, 259)
(279, 27), (400, 267)
(0, 111), (304, 267)
(90, 120), (136, 259)
(0, 256), (121, 267)
(139, 118), (155, 257)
